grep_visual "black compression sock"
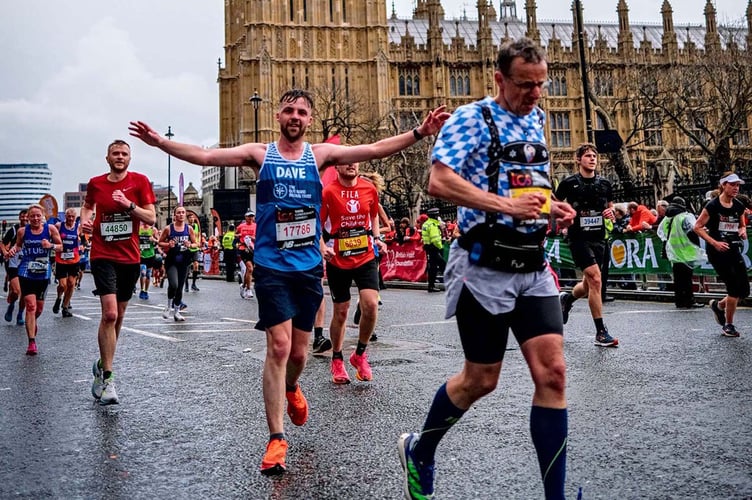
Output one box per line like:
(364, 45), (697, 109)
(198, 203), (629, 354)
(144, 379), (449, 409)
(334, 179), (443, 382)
(355, 342), (367, 356)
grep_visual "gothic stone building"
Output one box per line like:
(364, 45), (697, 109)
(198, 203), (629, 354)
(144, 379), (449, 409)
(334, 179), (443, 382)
(218, 0), (752, 209)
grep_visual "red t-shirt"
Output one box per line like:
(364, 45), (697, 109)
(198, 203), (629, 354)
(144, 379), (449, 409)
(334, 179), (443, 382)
(85, 171), (156, 264)
(321, 177), (379, 270)
(236, 221), (257, 250)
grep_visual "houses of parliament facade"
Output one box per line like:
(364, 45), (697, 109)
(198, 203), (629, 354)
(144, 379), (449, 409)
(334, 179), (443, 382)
(214, 0), (752, 212)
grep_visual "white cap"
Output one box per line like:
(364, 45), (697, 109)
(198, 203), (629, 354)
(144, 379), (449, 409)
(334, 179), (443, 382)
(720, 173), (745, 185)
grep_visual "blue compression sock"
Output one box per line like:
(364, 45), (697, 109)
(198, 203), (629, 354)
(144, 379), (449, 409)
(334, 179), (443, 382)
(530, 406), (568, 500)
(413, 383), (466, 464)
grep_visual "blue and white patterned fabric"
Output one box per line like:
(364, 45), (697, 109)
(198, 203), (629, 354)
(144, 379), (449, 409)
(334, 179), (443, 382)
(431, 96), (550, 235)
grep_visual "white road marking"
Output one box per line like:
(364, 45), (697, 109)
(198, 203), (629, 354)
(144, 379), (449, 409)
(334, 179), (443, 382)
(389, 320), (455, 328)
(162, 329), (253, 334)
(120, 326), (185, 342)
(221, 317), (258, 323)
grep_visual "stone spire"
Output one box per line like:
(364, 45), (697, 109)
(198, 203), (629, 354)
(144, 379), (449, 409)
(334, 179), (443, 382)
(525, 0), (540, 44)
(704, 0), (721, 51)
(661, 0), (677, 58)
(617, 0), (634, 54)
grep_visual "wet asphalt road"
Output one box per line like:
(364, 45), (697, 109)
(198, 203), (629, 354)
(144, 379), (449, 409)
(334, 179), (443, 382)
(1, 274), (751, 499)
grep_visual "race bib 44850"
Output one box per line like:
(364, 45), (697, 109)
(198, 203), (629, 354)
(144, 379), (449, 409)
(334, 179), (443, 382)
(100, 212), (133, 242)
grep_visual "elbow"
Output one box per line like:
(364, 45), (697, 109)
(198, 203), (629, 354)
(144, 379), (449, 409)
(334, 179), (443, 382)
(427, 175), (444, 198)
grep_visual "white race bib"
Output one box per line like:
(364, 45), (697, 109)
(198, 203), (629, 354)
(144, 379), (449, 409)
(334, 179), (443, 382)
(580, 216), (603, 228)
(100, 212), (133, 242)
(275, 207), (317, 250)
(719, 221), (739, 233)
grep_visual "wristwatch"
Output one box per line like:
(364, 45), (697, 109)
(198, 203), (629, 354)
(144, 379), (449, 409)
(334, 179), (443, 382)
(126, 202), (136, 213)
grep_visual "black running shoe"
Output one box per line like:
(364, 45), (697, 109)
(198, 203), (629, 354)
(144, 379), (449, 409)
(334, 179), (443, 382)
(52, 297), (62, 315)
(559, 292), (573, 325)
(709, 300), (726, 326)
(312, 336), (332, 353)
(721, 324), (740, 337)
(594, 328), (619, 347)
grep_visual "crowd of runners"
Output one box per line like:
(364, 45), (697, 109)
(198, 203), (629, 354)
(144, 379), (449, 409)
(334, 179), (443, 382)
(3, 35), (749, 500)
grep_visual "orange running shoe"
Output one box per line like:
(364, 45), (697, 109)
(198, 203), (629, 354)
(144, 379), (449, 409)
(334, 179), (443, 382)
(286, 384), (309, 426)
(260, 438), (288, 476)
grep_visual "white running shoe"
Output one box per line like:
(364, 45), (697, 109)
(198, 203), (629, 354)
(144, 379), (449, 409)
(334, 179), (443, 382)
(99, 376), (119, 406)
(174, 310), (186, 322)
(162, 305), (172, 319)
(239, 285), (246, 298)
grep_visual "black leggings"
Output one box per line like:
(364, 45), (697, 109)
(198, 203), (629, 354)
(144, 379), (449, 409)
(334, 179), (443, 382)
(166, 262), (190, 306)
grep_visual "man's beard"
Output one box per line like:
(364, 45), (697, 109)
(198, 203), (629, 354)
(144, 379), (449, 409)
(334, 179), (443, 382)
(281, 123), (305, 142)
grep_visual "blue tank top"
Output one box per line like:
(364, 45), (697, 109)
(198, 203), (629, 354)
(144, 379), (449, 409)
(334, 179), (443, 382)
(18, 224), (52, 280)
(165, 223), (191, 265)
(254, 142), (322, 272)
(57, 220), (80, 262)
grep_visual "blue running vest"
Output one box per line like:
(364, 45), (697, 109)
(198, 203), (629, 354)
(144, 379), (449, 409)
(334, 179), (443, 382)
(18, 224), (52, 280)
(254, 142), (322, 272)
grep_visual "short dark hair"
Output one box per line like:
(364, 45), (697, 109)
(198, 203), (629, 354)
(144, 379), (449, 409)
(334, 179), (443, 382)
(575, 142), (598, 159)
(279, 89), (314, 109)
(495, 37), (546, 76)
(107, 139), (130, 154)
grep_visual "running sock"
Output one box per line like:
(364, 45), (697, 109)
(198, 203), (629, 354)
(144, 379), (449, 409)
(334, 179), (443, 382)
(530, 406), (568, 500)
(355, 342), (367, 356)
(269, 433), (285, 441)
(332, 350), (344, 360)
(413, 383), (466, 464)
(103, 370), (113, 380)
(594, 318), (605, 331)
(314, 327), (323, 338)
(285, 383), (297, 393)
(192, 270), (198, 286)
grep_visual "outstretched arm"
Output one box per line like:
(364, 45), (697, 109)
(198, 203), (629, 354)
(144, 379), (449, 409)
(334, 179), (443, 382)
(128, 121), (264, 172)
(313, 105), (451, 166)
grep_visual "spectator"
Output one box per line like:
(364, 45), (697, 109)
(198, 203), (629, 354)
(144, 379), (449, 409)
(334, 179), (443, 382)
(395, 217), (418, 244)
(657, 197), (705, 309)
(625, 201), (657, 232)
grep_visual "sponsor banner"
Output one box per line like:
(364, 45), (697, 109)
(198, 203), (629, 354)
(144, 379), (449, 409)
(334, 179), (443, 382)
(545, 233), (752, 275)
(380, 238), (427, 282)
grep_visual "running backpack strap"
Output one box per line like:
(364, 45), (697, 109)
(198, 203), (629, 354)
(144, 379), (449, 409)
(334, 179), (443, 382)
(480, 105), (503, 228)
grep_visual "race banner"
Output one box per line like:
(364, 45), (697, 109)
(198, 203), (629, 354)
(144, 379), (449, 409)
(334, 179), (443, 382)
(545, 233), (752, 276)
(380, 238), (427, 282)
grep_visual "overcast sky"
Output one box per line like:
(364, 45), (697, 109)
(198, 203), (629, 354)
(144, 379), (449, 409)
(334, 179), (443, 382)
(0, 0), (746, 206)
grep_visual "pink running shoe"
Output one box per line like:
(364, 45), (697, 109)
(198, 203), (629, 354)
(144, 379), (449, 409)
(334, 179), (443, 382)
(349, 351), (372, 381)
(330, 358), (351, 384)
(26, 341), (38, 356)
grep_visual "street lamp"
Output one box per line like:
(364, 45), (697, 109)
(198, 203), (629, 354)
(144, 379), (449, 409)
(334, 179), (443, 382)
(165, 126), (174, 225)
(250, 90), (262, 143)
